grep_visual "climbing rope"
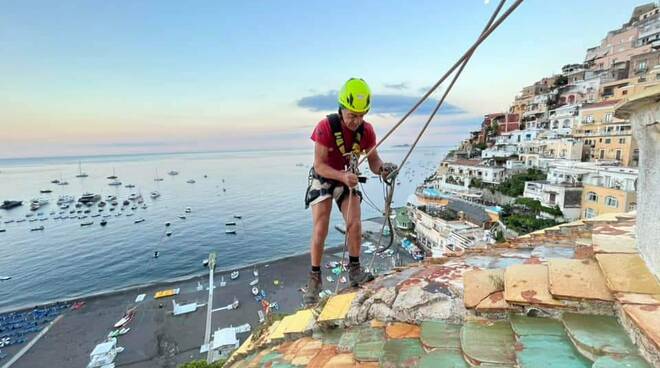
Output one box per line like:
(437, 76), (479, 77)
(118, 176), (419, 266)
(364, 0), (516, 269)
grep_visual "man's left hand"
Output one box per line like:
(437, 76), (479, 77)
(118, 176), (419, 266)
(380, 162), (398, 179)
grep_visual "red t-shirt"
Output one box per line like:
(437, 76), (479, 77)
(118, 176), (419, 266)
(311, 117), (377, 171)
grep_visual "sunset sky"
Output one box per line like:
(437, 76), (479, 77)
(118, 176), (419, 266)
(0, 0), (643, 158)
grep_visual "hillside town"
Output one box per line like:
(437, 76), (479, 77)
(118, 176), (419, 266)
(405, 2), (660, 260)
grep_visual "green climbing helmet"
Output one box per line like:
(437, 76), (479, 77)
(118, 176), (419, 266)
(338, 78), (371, 113)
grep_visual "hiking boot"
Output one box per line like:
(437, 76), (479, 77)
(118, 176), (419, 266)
(303, 271), (322, 305)
(348, 263), (374, 287)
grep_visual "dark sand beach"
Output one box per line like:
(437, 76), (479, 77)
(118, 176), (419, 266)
(3, 219), (409, 367)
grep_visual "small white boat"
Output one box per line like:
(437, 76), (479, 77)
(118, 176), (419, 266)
(165, 222), (171, 227)
(58, 180), (69, 186)
(125, 184), (136, 188)
(185, 207), (192, 213)
(0, 276), (11, 281)
(202, 259), (209, 267)
(249, 278), (259, 286)
(81, 221), (94, 226)
(251, 286), (259, 296)
(258, 310), (265, 323)
(253, 268), (259, 277)
(165, 231), (172, 237)
(168, 170), (178, 176)
(230, 271), (239, 280)
(233, 215), (242, 219)
(134, 218), (145, 224)
(30, 226), (45, 231)
(178, 215), (186, 220)
(225, 229), (236, 234)
(186, 179), (196, 184)
(150, 191), (160, 199)
(108, 180), (122, 186)
(231, 298), (239, 309)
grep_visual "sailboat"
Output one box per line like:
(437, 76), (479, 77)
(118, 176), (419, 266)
(154, 169), (164, 182)
(107, 168), (118, 180)
(75, 161), (88, 178)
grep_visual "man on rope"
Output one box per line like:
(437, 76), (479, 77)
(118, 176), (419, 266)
(303, 78), (397, 305)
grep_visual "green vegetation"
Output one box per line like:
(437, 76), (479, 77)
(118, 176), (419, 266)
(495, 169), (546, 197)
(474, 143), (487, 150)
(500, 197), (564, 235)
(495, 230), (505, 243)
(514, 198), (563, 217)
(179, 359), (226, 368)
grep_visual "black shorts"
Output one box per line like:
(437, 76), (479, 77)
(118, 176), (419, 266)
(304, 168), (362, 211)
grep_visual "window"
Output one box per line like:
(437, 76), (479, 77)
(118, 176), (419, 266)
(619, 138), (625, 144)
(585, 115), (593, 123)
(587, 192), (598, 202)
(584, 208), (597, 219)
(638, 61), (647, 72)
(599, 150), (605, 159)
(615, 149), (622, 160)
(605, 196), (619, 208)
(604, 112), (613, 123)
(622, 90), (628, 95)
(605, 138), (611, 144)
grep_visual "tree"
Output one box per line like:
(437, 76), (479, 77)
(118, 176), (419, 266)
(180, 359), (226, 368)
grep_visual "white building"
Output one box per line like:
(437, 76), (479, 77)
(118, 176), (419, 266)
(438, 159), (507, 187)
(548, 104), (580, 135)
(523, 181), (583, 220)
(411, 206), (485, 256)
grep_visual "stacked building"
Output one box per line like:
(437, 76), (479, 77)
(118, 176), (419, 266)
(428, 3), (657, 222)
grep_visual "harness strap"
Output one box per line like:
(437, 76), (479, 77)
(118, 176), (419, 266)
(327, 113), (364, 162)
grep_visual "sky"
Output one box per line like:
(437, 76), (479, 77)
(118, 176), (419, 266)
(0, 0), (648, 158)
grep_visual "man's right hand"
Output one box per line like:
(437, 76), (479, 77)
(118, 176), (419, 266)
(342, 172), (359, 188)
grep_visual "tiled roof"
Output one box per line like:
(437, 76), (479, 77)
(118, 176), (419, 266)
(224, 211), (659, 368)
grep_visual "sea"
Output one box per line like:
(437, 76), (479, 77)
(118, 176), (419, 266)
(0, 147), (447, 312)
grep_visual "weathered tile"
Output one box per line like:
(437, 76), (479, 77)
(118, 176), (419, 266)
(380, 338), (424, 368)
(320, 327), (345, 346)
(531, 246), (575, 261)
(562, 313), (637, 360)
(613, 293), (660, 305)
(504, 264), (564, 307)
(291, 338), (323, 366)
(622, 304), (660, 350)
(592, 234), (637, 254)
(420, 320), (461, 350)
(476, 291), (518, 311)
(464, 268), (505, 308)
(592, 355), (652, 368)
(337, 328), (360, 353)
(548, 259), (614, 301)
(247, 349), (271, 368)
(283, 309), (315, 336)
(318, 292), (357, 322)
(510, 315), (565, 337)
(370, 319), (386, 328)
(385, 322), (421, 339)
(322, 353), (356, 368)
(307, 345), (338, 368)
(516, 335), (591, 368)
(419, 349), (469, 368)
(596, 254), (660, 294)
(283, 337), (314, 361)
(353, 328), (386, 362)
(461, 319), (516, 366)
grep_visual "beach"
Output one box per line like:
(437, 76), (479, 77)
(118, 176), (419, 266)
(1, 218), (411, 368)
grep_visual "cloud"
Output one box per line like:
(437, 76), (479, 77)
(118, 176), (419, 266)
(297, 92), (465, 116)
(384, 82), (408, 90)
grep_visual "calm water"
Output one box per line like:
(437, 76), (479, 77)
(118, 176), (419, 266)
(0, 147), (445, 312)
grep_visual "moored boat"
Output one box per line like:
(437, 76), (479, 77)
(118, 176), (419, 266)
(230, 271), (239, 280)
(225, 229), (236, 234)
(251, 286), (259, 296)
(0, 200), (22, 210)
(249, 278), (259, 286)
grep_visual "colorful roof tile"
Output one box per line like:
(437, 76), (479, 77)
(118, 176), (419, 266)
(547, 259), (614, 301)
(596, 254), (660, 294)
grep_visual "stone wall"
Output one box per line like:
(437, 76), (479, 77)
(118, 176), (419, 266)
(617, 87), (660, 277)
